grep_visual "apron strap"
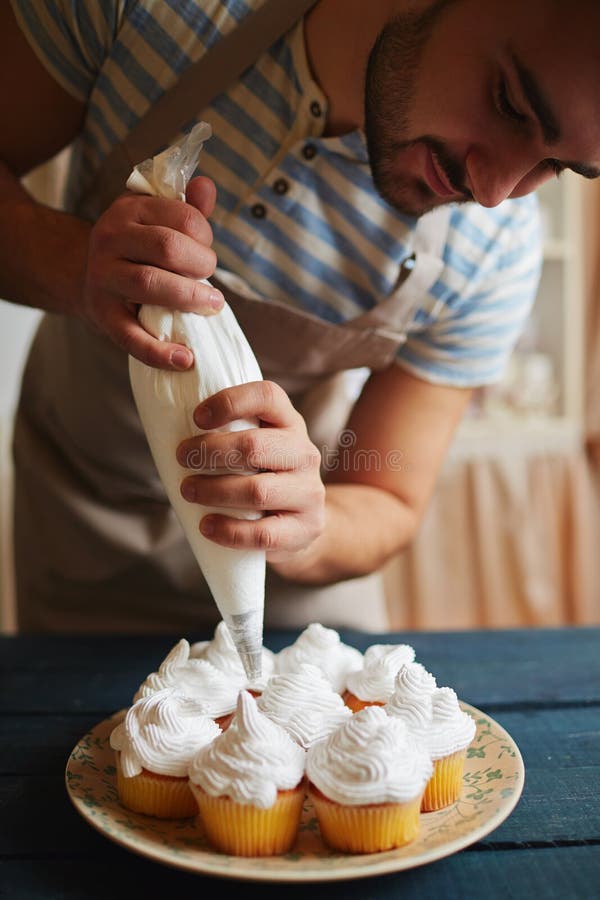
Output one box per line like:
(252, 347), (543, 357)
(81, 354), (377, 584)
(78, 0), (318, 221)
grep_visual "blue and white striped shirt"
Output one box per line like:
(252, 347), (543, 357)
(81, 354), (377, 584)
(11, 0), (543, 386)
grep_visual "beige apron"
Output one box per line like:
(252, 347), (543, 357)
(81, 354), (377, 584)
(12, 2), (450, 635)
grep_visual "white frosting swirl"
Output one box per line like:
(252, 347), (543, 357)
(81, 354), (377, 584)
(133, 638), (241, 717)
(428, 687), (476, 759)
(256, 663), (352, 749)
(189, 621), (275, 690)
(188, 690), (306, 808)
(363, 642), (416, 669)
(383, 663), (436, 741)
(306, 705), (432, 805)
(273, 623), (363, 693)
(345, 643), (417, 702)
(392, 661), (438, 698)
(109, 688), (221, 777)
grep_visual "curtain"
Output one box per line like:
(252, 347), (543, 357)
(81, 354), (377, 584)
(383, 442), (600, 630)
(584, 181), (600, 458)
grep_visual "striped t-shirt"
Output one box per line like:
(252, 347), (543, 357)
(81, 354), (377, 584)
(12, 0), (543, 387)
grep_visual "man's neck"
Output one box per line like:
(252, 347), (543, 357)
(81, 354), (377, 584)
(304, 0), (397, 136)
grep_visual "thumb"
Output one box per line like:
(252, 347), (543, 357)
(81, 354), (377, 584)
(186, 175), (217, 219)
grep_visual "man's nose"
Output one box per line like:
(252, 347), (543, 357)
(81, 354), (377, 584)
(465, 146), (551, 208)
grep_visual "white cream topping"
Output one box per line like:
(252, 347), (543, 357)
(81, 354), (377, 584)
(345, 643), (417, 702)
(133, 638), (242, 717)
(256, 663), (352, 749)
(306, 705), (433, 805)
(427, 687), (476, 759)
(189, 621), (275, 691)
(273, 623), (363, 693)
(384, 662), (437, 740)
(109, 688), (221, 777)
(384, 661), (438, 708)
(362, 642), (416, 669)
(188, 690), (305, 808)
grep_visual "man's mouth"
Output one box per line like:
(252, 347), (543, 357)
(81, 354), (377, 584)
(424, 146), (457, 197)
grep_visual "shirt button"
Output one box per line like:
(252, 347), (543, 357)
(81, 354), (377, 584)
(302, 143), (317, 160)
(273, 178), (289, 195)
(251, 203), (266, 219)
(310, 100), (322, 118)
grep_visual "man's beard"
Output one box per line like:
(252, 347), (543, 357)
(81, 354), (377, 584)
(364, 0), (472, 216)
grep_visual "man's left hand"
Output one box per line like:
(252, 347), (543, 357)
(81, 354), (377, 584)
(176, 380), (326, 555)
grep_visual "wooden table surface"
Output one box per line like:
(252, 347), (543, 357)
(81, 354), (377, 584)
(1, 626), (599, 899)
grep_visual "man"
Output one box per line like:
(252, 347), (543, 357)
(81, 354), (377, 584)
(1, 0), (598, 633)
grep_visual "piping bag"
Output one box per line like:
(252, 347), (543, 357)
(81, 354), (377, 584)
(127, 122), (264, 682)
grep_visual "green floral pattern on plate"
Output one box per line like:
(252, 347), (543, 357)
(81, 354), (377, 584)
(65, 702), (524, 882)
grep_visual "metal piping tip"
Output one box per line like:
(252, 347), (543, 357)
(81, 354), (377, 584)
(223, 609), (264, 683)
(236, 649), (263, 683)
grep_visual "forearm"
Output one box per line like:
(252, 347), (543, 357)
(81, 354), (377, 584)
(268, 482), (417, 585)
(0, 160), (89, 316)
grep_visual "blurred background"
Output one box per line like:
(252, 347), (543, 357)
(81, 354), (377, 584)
(2, 154), (600, 633)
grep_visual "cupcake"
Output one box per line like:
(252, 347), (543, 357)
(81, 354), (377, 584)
(256, 663), (352, 749)
(343, 643), (417, 712)
(274, 622), (363, 693)
(190, 620), (275, 692)
(109, 688), (221, 818)
(306, 706), (433, 853)
(188, 690), (306, 856)
(133, 638), (241, 728)
(419, 686), (476, 811)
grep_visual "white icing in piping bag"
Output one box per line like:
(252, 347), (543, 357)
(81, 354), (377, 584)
(127, 123), (265, 681)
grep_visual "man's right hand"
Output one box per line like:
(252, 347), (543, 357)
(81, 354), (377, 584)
(82, 175), (224, 370)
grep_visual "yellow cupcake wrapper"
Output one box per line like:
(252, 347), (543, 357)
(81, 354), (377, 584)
(421, 749), (467, 812)
(116, 756), (197, 819)
(189, 782), (304, 857)
(308, 788), (422, 854)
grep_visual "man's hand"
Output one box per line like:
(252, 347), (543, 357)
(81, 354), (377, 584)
(175, 366), (472, 586)
(176, 380), (326, 555)
(82, 176), (224, 370)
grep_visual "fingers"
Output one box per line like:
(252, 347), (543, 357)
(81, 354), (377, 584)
(92, 299), (195, 369)
(83, 183), (225, 369)
(117, 224), (217, 281)
(102, 259), (224, 313)
(193, 381), (305, 430)
(176, 381), (326, 552)
(186, 175), (217, 219)
(91, 194), (218, 299)
(198, 512), (321, 553)
(181, 470), (319, 511)
(123, 192), (214, 247)
(177, 426), (320, 474)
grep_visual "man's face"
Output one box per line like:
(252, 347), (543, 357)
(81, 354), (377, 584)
(365, 0), (600, 216)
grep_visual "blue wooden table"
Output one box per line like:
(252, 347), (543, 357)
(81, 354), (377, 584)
(1, 626), (599, 899)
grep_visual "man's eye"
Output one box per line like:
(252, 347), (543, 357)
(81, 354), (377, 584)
(543, 158), (564, 178)
(496, 78), (527, 124)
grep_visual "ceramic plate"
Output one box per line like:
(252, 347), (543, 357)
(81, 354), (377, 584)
(65, 702), (524, 882)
